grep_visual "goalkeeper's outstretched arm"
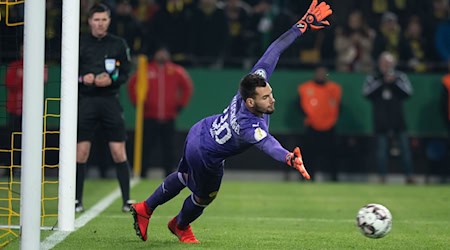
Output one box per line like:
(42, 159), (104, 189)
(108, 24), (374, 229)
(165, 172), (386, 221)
(251, 0), (332, 81)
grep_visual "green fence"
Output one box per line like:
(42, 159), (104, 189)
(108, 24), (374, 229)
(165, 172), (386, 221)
(0, 65), (447, 136)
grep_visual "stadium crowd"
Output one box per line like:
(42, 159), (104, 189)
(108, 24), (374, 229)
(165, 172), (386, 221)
(1, 0), (450, 72)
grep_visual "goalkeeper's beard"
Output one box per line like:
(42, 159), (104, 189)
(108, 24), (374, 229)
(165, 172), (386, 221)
(256, 105), (275, 115)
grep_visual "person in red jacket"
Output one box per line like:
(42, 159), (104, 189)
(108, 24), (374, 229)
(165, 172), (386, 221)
(5, 45), (48, 131)
(128, 47), (193, 177)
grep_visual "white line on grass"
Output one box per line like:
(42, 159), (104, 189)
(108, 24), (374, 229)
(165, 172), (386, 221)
(40, 178), (140, 250)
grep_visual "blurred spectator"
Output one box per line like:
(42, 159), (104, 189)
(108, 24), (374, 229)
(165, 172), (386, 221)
(425, 61), (450, 183)
(361, 0), (425, 28)
(45, 0), (62, 62)
(323, 0), (358, 27)
(372, 12), (413, 69)
(413, 0), (449, 65)
(267, 4), (297, 62)
(247, 0), (297, 66)
(435, 7), (450, 67)
(437, 61), (450, 182)
(80, 0), (92, 35)
(424, 0), (450, 37)
(363, 52), (415, 184)
(403, 15), (432, 72)
(249, 0), (274, 52)
(442, 61), (450, 155)
(247, 0), (277, 51)
(243, 0), (260, 6)
(219, 0), (252, 67)
(145, 0), (192, 63)
(432, 0), (449, 21)
(443, 61), (450, 134)
(128, 47), (193, 177)
(133, 0), (160, 24)
(5, 45), (48, 131)
(0, 2), (23, 64)
(110, 0), (144, 55)
(298, 66), (341, 181)
(188, 0), (229, 68)
(334, 10), (375, 73)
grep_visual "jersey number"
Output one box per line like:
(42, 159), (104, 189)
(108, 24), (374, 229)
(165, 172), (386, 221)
(211, 108), (232, 144)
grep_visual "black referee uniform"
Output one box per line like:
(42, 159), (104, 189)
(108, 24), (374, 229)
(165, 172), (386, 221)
(76, 32), (132, 211)
(78, 33), (131, 141)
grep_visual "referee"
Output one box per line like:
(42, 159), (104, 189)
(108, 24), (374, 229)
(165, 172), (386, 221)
(76, 3), (132, 212)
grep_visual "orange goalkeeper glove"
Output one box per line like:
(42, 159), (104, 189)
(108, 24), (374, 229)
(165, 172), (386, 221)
(295, 0), (333, 34)
(286, 147), (311, 180)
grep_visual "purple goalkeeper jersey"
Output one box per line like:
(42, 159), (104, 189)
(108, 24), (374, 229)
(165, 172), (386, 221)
(187, 27), (302, 168)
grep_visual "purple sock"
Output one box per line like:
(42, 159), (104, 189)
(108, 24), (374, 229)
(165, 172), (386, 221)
(177, 194), (206, 229)
(145, 172), (186, 211)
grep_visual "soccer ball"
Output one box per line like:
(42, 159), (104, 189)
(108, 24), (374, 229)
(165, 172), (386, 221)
(356, 203), (392, 238)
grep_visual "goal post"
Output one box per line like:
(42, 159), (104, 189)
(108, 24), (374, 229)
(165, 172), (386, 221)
(20, 0), (46, 248)
(57, 0), (80, 232)
(0, 0), (81, 247)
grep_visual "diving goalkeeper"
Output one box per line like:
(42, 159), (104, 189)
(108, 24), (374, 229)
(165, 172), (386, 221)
(131, 0), (332, 244)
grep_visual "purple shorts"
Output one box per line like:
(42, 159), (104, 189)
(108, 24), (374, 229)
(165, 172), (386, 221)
(177, 122), (224, 199)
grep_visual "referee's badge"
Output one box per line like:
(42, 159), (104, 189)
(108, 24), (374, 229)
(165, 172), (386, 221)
(104, 58), (116, 73)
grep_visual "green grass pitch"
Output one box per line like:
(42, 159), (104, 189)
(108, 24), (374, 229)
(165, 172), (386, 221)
(4, 179), (450, 249)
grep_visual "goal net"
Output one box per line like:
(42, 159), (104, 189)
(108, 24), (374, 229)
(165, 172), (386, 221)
(1, 1), (66, 246)
(0, 0), (25, 246)
(0, 98), (61, 247)
(0, 0), (24, 27)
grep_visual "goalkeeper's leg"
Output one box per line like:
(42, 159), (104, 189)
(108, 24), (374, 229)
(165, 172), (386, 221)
(168, 161), (223, 244)
(145, 172), (186, 210)
(131, 171), (186, 241)
(168, 194), (206, 244)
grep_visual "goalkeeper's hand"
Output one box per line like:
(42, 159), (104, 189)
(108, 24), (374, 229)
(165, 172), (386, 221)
(295, 0), (332, 34)
(286, 147), (311, 180)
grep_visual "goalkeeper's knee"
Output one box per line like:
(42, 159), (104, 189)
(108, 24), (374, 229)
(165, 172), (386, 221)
(193, 194), (217, 207)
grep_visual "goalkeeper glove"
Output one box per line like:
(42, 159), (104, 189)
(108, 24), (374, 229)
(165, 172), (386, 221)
(286, 147), (311, 180)
(295, 0), (333, 34)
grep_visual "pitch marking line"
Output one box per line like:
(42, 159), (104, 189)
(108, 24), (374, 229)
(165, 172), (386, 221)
(40, 179), (140, 250)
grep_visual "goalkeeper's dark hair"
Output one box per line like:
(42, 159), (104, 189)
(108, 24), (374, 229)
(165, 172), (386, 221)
(88, 3), (111, 18)
(239, 73), (267, 100)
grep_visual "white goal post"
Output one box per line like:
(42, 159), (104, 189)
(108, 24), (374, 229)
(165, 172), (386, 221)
(20, 0), (80, 248)
(58, 0), (80, 232)
(20, 0), (46, 249)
